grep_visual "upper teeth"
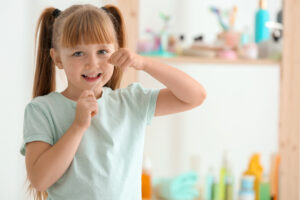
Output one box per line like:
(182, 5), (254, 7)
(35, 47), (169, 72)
(84, 73), (100, 78)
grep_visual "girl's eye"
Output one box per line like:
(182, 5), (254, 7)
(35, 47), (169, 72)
(72, 51), (83, 57)
(98, 50), (108, 55)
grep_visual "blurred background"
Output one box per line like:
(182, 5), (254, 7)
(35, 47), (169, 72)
(0, 0), (283, 199)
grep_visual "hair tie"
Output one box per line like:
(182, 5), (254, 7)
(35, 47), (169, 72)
(52, 8), (61, 18)
(101, 7), (109, 13)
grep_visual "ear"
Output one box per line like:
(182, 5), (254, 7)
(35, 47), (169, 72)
(50, 48), (63, 69)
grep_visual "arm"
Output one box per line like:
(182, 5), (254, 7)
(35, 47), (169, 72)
(25, 90), (98, 192)
(142, 57), (207, 116)
(108, 49), (207, 116)
(26, 123), (85, 192)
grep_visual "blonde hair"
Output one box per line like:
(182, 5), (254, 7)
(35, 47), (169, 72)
(28, 4), (127, 199)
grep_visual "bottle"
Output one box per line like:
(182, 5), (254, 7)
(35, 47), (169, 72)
(205, 167), (215, 200)
(225, 168), (234, 200)
(175, 34), (185, 56)
(189, 155), (203, 200)
(255, 0), (270, 43)
(240, 27), (250, 46)
(212, 176), (219, 200)
(270, 153), (280, 200)
(218, 151), (233, 200)
(142, 156), (152, 199)
(243, 154), (263, 200)
(259, 174), (271, 200)
(238, 175), (255, 200)
(218, 153), (228, 200)
(160, 30), (168, 53)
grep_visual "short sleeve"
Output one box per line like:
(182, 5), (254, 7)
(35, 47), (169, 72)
(126, 83), (160, 125)
(20, 102), (54, 156)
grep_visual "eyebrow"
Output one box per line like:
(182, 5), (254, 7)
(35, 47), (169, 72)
(71, 44), (113, 50)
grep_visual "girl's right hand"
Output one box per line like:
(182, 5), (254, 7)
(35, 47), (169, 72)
(73, 90), (98, 130)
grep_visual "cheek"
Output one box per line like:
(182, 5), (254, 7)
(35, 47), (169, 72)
(101, 61), (114, 72)
(64, 64), (81, 78)
(106, 64), (114, 76)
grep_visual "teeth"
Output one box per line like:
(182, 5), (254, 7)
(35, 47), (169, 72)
(83, 73), (101, 78)
(87, 74), (97, 78)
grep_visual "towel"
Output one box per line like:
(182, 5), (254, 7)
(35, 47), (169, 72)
(153, 171), (199, 200)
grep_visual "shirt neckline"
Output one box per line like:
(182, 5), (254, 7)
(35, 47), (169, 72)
(54, 87), (107, 106)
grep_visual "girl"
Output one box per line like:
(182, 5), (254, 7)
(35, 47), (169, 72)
(20, 4), (206, 200)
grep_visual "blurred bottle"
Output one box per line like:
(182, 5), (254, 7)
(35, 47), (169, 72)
(225, 167), (234, 200)
(142, 156), (152, 199)
(259, 174), (271, 200)
(243, 154), (263, 200)
(238, 175), (255, 200)
(175, 34), (186, 56)
(190, 155), (203, 200)
(205, 167), (214, 200)
(255, 0), (270, 43)
(218, 151), (234, 200)
(218, 152), (228, 200)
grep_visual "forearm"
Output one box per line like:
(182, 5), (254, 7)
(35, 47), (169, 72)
(142, 57), (206, 105)
(30, 123), (85, 191)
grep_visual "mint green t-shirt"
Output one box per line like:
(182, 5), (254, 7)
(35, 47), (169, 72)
(20, 82), (160, 200)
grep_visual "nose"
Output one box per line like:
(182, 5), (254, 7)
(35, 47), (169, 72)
(85, 54), (99, 70)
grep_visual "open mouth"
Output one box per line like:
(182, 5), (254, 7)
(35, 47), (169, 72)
(81, 73), (102, 82)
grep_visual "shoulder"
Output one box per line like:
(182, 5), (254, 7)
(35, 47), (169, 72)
(109, 82), (157, 96)
(104, 82), (159, 103)
(25, 92), (58, 113)
(103, 82), (159, 105)
(109, 82), (160, 105)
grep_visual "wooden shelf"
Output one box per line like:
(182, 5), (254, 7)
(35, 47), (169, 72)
(147, 56), (280, 65)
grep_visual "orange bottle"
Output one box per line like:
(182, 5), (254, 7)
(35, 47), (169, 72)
(142, 156), (152, 199)
(243, 153), (263, 200)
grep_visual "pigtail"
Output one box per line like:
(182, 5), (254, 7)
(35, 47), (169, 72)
(27, 7), (55, 199)
(103, 5), (127, 89)
(32, 7), (57, 98)
(103, 5), (127, 48)
(26, 177), (48, 200)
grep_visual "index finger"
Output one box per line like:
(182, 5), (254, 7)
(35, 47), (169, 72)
(79, 90), (94, 99)
(108, 50), (121, 64)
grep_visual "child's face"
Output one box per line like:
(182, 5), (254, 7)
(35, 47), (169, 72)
(51, 43), (116, 95)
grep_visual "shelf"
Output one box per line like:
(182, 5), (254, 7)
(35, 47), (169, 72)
(147, 56), (280, 66)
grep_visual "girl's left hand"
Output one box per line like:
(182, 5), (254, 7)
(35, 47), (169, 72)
(108, 48), (145, 71)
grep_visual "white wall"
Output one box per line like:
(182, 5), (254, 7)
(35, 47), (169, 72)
(140, 62), (279, 197)
(0, 0), (29, 199)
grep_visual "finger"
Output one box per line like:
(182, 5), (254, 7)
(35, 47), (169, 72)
(89, 103), (98, 117)
(122, 58), (132, 71)
(94, 104), (99, 116)
(91, 110), (96, 117)
(107, 53), (116, 64)
(109, 51), (123, 65)
(86, 97), (96, 101)
(79, 90), (94, 99)
(117, 55), (128, 66)
(87, 94), (96, 101)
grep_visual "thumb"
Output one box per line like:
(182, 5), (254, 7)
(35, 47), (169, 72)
(107, 56), (113, 64)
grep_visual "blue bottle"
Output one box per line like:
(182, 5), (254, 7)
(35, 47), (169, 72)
(255, 0), (270, 43)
